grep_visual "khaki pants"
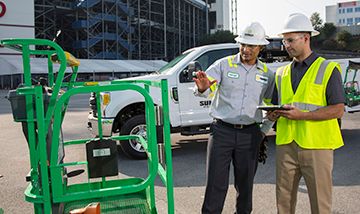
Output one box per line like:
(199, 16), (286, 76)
(276, 141), (333, 214)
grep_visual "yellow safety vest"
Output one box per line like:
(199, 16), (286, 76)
(275, 57), (344, 149)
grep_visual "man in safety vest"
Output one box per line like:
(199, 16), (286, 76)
(194, 22), (275, 214)
(269, 13), (345, 214)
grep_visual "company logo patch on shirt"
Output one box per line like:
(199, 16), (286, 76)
(255, 74), (268, 84)
(227, 72), (239, 79)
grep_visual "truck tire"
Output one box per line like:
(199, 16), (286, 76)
(119, 115), (147, 159)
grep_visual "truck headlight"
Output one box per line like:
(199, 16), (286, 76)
(102, 92), (111, 106)
(101, 92), (111, 117)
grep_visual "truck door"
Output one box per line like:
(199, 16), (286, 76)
(177, 48), (238, 126)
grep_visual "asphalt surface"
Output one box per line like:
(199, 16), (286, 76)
(0, 90), (359, 214)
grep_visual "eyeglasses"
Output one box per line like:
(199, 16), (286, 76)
(240, 43), (259, 50)
(282, 35), (304, 46)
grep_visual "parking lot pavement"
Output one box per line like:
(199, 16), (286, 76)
(0, 90), (359, 213)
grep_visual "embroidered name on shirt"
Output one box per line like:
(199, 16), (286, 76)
(227, 72), (239, 79)
(255, 74), (268, 84)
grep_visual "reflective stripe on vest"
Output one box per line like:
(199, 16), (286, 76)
(275, 57), (344, 149)
(228, 55), (238, 68)
(276, 59), (334, 111)
(292, 102), (322, 111)
(315, 60), (331, 84)
(227, 55), (268, 72)
(208, 75), (217, 93)
(260, 61), (268, 73)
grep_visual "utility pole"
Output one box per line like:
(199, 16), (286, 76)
(164, 0), (167, 60)
(205, 0), (209, 34)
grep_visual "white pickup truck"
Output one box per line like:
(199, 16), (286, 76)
(88, 43), (243, 159)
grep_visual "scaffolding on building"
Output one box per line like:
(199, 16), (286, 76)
(34, 0), (208, 61)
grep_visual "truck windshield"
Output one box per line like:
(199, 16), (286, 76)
(158, 51), (192, 74)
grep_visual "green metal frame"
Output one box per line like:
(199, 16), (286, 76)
(1, 38), (174, 214)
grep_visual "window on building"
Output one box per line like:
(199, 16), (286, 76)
(355, 7), (360, 12)
(347, 8), (353, 13)
(347, 18), (353, 25)
(339, 19), (342, 24)
(355, 17), (360, 23)
(339, 9), (342, 14)
(343, 8), (346, 13)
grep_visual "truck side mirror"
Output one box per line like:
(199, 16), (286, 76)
(180, 61), (202, 83)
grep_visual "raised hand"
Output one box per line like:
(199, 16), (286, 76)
(193, 71), (217, 93)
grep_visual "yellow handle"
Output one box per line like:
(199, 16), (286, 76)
(51, 51), (80, 67)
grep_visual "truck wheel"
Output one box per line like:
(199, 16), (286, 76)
(119, 115), (147, 159)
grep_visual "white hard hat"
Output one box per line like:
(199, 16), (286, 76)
(278, 13), (319, 37)
(235, 22), (269, 45)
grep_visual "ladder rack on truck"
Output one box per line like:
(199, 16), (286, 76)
(1, 38), (174, 214)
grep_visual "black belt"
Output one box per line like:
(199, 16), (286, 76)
(215, 119), (256, 129)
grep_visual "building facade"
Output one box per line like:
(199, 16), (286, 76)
(0, 0), (35, 89)
(326, 1), (360, 35)
(326, 1), (360, 26)
(1, 0), (239, 61)
(0, 0), (35, 56)
(208, 0), (239, 34)
(34, 0), (208, 61)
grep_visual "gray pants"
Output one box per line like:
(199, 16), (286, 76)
(201, 121), (262, 214)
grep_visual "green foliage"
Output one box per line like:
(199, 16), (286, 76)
(322, 39), (340, 50)
(198, 30), (237, 45)
(335, 30), (352, 50)
(321, 23), (337, 38)
(310, 12), (323, 31)
(337, 30), (352, 43)
(347, 36), (360, 52)
(312, 23), (337, 48)
(307, 11), (360, 52)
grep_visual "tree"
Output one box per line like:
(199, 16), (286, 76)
(198, 30), (237, 45)
(310, 12), (323, 31)
(337, 30), (352, 42)
(310, 13), (325, 48)
(321, 23), (337, 38)
(336, 30), (352, 50)
(322, 39), (340, 50)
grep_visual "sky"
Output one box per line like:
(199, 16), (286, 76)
(236, 0), (354, 37)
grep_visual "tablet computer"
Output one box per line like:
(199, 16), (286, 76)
(257, 105), (289, 111)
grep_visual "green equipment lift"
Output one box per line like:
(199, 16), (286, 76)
(1, 38), (174, 214)
(344, 60), (360, 113)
